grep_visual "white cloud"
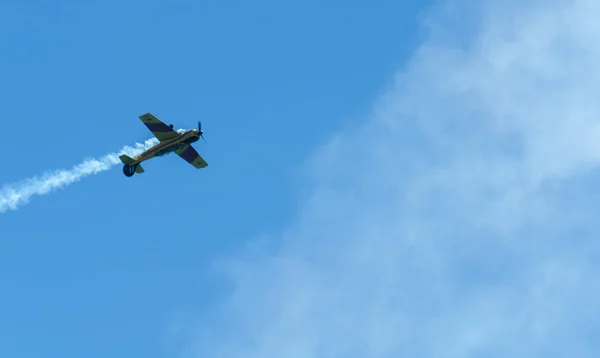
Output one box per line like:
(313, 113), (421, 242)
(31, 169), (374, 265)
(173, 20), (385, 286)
(179, 0), (600, 357)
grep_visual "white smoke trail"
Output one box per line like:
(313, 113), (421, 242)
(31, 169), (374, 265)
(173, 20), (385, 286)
(0, 137), (159, 214)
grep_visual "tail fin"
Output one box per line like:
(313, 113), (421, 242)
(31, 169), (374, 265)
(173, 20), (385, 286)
(119, 154), (137, 166)
(135, 164), (145, 173)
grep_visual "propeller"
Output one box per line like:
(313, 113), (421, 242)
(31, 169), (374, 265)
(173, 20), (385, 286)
(197, 121), (207, 143)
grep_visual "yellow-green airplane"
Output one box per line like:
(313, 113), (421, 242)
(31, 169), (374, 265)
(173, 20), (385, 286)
(119, 113), (208, 177)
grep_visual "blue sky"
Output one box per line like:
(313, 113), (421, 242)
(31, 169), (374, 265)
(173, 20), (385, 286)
(4, 0), (600, 357)
(0, 1), (427, 357)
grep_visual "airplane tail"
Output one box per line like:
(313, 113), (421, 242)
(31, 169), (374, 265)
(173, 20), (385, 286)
(119, 154), (145, 174)
(119, 154), (137, 166)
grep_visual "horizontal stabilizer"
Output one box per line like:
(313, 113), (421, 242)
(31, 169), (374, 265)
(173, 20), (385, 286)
(119, 154), (136, 165)
(135, 164), (145, 173)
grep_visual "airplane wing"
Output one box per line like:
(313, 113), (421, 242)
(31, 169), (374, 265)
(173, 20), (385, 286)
(175, 144), (208, 168)
(139, 113), (180, 142)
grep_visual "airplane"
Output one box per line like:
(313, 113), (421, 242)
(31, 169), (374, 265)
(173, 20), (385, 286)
(118, 113), (208, 177)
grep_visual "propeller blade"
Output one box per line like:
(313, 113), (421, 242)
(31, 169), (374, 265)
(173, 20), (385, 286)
(201, 134), (207, 143)
(196, 121), (206, 142)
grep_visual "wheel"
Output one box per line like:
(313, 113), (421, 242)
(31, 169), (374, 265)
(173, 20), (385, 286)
(123, 164), (136, 177)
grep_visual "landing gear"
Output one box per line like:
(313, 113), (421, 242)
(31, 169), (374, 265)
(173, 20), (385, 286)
(123, 164), (136, 177)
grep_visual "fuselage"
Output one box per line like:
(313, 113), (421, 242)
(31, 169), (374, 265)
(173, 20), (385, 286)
(135, 130), (201, 162)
